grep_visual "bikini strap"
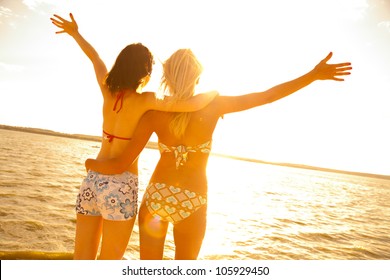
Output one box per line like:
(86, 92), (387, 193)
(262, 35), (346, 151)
(103, 130), (115, 142)
(113, 91), (125, 113)
(103, 130), (131, 143)
(158, 140), (212, 169)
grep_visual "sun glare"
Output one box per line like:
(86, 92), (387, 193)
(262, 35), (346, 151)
(0, 0), (389, 175)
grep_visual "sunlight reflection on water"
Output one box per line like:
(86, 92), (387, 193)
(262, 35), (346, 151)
(1, 129), (390, 260)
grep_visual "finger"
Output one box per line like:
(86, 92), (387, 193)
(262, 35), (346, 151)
(334, 66), (352, 72)
(336, 71), (351, 75)
(53, 14), (67, 22)
(69, 13), (75, 22)
(335, 72), (351, 76)
(321, 52), (333, 63)
(51, 21), (63, 28)
(336, 65), (352, 69)
(50, 17), (59, 22)
(333, 71), (351, 78)
(51, 19), (65, 26)
(50, 18), (63, 25)
(333, 62), (352, 68)
(55, 31), (66, 34)
(335, 67), (352, 72)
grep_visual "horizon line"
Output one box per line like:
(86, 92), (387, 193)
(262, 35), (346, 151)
(1, 124), (389, 180)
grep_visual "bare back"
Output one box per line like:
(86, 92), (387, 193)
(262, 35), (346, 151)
(98, 91), (152, 174)
(147, 97), (223, 193)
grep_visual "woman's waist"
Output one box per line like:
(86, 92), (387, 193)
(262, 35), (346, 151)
(157, 154), (209, 170)
(149, 172), (208, 194)
(95, 149), (139, 174)
(99, 140), (130, 154)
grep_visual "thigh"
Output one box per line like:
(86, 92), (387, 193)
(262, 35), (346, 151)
(138, 202), (169, 260)
(99, 217), (136, 260)
(173, 206), (207, 260)
(73, 213), (103, 260)
(76, 171), (100, 216)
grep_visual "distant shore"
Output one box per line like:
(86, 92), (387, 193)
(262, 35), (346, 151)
(1, 124), (389, 180)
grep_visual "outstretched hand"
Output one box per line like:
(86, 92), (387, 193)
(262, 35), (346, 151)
(50, 13), (78, 36)
(313, 52), (352, 81)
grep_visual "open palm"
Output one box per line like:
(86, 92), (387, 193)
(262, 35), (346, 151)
(50, 13), (78, 36)
(314, 52), (352, 81)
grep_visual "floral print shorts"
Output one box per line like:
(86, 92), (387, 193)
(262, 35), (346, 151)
(76, 170), (138, 221)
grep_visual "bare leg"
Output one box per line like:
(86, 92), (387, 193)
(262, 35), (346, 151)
(138, 202), (169, 260)
(174, 206), (207, 260)
(73, 214), (103, 260)
(98, 217), (136, 260)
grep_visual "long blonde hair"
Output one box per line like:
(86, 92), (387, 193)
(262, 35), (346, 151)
(161, 49), (203, 138)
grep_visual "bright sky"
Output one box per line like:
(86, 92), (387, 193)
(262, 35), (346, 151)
(1, 0), (389, 175)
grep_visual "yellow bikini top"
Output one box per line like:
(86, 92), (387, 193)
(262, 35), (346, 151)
(158, 140), (212, 169)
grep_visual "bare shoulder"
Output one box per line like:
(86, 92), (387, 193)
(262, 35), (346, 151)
(203, 94), (222, 108)
(199, 94), (225, 117)
(141, 91), (157, 100)
(139, 91), (160, 108)
(101, 84), (112, 99)
(201, 90), (220, 96)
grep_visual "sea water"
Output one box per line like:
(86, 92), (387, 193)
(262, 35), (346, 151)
(0, 128), (389, 260)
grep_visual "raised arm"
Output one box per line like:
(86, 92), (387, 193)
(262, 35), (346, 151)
(217, 52), (352, 115)
(85, 112), (155, 174)
(147, 90), (219, 112)
(50, 13), (107, 92)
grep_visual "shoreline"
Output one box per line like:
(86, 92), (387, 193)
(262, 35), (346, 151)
(1, 124), (389, 180)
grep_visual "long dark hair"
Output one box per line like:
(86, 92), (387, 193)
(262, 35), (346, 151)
(105, 43), (153, 92)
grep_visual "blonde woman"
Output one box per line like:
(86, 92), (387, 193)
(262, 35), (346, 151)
(86, 49), (352, 259)
(51, 14), (216, 260)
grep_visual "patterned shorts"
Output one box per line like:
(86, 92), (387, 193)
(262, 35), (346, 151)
(76, 170), (138, 221)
